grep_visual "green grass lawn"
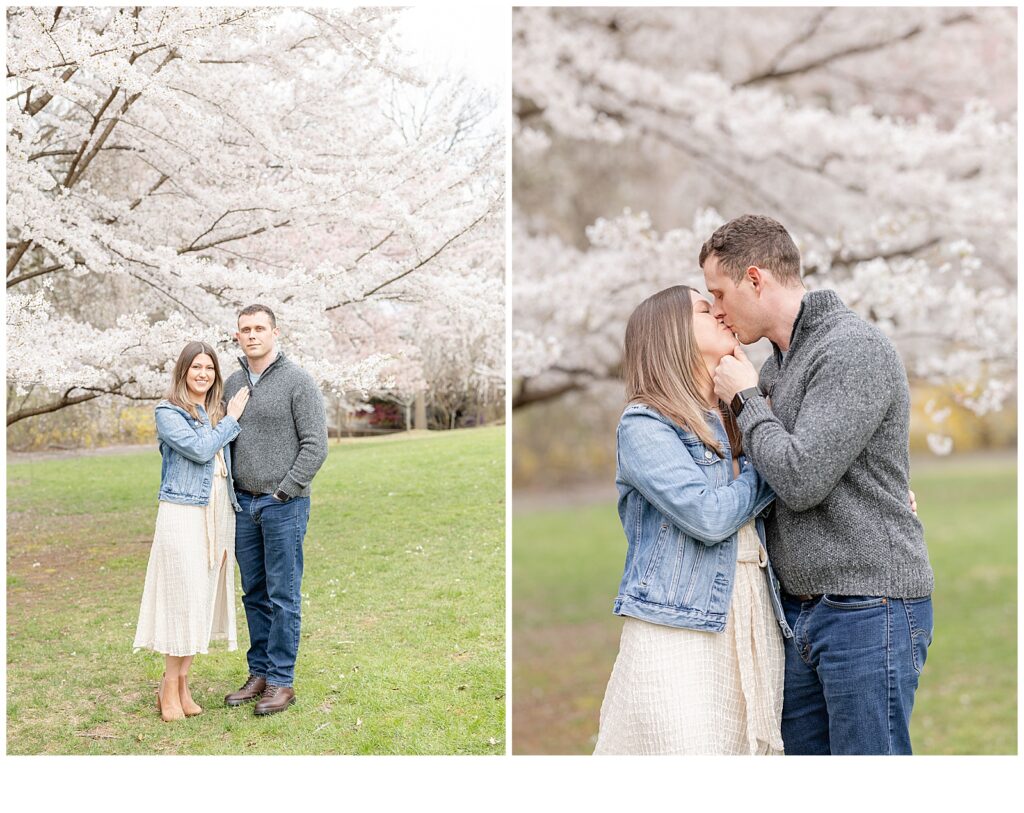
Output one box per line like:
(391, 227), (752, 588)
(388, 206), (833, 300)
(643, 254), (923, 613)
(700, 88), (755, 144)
(512, 454), (1017, 755)
(7, 426), (505, 755)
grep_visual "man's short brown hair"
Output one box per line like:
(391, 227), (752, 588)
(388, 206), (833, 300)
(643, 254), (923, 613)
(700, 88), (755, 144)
(238, 303), (277, 328)
(698, 214), (802, 286)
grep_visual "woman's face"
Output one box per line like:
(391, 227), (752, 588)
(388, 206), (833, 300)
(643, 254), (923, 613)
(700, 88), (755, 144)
(689, 289), (738, 361)
(185, 353), (217, 400)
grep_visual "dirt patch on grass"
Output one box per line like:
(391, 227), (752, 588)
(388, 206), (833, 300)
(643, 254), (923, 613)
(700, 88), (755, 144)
(78, 723), (118, 740)
(7, 444), (154, 462)
(6, 511), (151, 612)
(512, 619), (620, 755)
(514, 481), (617, 513)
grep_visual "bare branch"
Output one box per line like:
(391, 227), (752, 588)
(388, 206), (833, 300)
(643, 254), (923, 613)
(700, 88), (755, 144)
(7, 388), (105, 425)
(65, 48), (178, 188)
(327, 206), (495, 310)
(128, 172), (169, 211)
(63, 85), (121, 185)
(739, 12), (975, 86)
(29, 144), (136, 161)
(179, 218), (292, 255)
(513, 377), (589, 410)
(353, 230), (396, 265)
(7, 242), (32, 276)
(23, 65), (78, 117)
(802, 237), (944, 277)
(760, 8), (832, 77)
(7, 263), (73, 289)
(185, 207), (282, 252)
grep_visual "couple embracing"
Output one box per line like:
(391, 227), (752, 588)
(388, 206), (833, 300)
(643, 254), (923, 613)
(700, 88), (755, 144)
(133, 304), (328, 721)
(595, 215), (935, 756)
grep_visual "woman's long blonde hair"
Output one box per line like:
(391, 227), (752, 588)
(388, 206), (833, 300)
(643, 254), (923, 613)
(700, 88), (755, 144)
(622, 285), (741, 457)
(166, 341), (226, 426)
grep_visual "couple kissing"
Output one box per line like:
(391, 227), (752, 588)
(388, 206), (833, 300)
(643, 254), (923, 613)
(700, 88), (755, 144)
(595, 215), (934, 756)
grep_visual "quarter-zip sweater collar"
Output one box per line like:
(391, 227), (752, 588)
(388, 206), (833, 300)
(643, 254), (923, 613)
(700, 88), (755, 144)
(773, 289), (844, 366)
(238, 350), (284, 386)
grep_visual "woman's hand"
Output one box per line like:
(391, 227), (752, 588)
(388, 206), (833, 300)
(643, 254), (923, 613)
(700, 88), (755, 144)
(909, 489), (918, 515)
(227, 387), (250, 420)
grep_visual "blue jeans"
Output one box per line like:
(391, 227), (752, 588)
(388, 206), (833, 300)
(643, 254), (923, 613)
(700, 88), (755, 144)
(781, 593), (933, 755)
(234, 491), (311, 687)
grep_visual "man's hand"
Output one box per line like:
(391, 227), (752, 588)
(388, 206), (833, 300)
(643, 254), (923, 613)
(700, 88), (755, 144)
(713, 345), (759, 404)
(909, 489), (917, 516)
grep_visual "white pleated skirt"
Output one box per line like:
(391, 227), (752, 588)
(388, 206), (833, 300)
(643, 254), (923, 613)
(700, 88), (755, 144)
(133, 451), (237, 656)
(594, 521), (785, 755)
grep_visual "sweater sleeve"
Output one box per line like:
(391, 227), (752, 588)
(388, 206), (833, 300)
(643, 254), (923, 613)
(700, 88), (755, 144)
(738, 336), (895, 512)
(617, 411), (775, 545)
(276, 376), (329, 497)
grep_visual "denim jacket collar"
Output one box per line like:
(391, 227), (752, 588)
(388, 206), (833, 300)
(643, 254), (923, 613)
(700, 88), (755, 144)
(623, 402), (734, 460)
(156, 399), (209, 423)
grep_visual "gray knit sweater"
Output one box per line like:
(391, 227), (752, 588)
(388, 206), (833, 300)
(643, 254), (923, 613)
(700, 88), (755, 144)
(737, 290), (934, 598)
(223, 352), (328, 498)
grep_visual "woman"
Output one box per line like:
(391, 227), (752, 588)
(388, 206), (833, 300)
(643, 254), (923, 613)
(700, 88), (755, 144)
(593, 285), (789, 755)
(133, 342), (250, 722)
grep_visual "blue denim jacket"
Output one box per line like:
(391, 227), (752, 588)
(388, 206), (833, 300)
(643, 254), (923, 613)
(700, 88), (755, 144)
(155, 401), (241, 512)
(614, 403), (793, 638)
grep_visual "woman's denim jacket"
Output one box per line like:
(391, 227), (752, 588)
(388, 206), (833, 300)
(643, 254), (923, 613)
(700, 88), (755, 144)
(155, 401), (241, 512)
(614, 403), (793, 639)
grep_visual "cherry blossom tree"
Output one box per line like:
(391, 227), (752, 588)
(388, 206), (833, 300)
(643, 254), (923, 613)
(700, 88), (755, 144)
(7, 6), (503, 429)
(512, 7), (1016, 451)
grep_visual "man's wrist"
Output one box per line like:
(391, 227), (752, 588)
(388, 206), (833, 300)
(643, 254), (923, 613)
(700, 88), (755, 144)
(731, 387), (762, 417)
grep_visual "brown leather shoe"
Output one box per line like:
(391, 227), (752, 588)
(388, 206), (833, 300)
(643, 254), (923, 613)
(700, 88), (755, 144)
(253, 684), (296, 716)
(225, 675), (266, 707)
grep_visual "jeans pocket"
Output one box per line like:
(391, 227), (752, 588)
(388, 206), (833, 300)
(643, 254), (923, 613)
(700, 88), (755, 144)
(821, 594), (888, 610)
(903, 597), (933, 675)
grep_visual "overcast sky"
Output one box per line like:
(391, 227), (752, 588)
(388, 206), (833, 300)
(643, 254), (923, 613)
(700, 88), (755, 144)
(393, 4), (508, 95)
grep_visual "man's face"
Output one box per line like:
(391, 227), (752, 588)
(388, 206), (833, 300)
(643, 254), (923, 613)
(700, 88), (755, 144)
(702, 254), (765, 345)
(235, 312), (279, 360)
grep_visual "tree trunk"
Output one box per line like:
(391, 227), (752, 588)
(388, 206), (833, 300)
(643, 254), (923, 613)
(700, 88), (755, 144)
(414, 390), (427, 430)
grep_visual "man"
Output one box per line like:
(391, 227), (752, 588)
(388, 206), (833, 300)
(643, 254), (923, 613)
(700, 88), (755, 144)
(702, 214), (934, 755)
(222, 304), (328, 716)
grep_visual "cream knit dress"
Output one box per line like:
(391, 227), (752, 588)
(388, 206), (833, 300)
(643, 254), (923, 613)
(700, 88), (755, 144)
(593, 520), (785, 755)
(134, 449), (237, 656)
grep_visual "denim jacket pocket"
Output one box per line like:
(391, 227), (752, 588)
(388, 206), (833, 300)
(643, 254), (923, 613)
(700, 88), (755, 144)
(683, 439), (723, 487)
(676, 542), (707, 606)
(683, 439), (720, 466)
